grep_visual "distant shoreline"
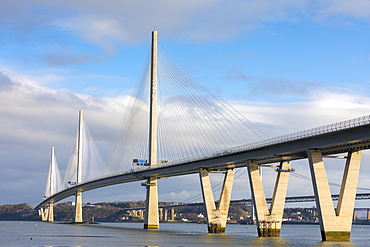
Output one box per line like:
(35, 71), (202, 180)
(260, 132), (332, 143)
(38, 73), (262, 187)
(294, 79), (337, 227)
(3, 219), (370, 226)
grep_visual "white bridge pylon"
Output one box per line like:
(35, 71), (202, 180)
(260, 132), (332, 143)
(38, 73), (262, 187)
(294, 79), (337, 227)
(41, 110), (110, 223)
(39, 146), (62, 222)
(37, 31), (370, 241)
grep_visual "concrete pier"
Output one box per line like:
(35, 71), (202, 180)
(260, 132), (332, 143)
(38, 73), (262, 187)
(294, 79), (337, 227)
(39, 207), (48, 222)
(39, 203), (54, 222)
(163, 208), (168, 222)
(159, 208), (163, 221)
(130, 209), (144, 219)
(74, 190), (83, 223)
(160, 208), (171, 222)
(247, 160), (291, 237)
(47, 202), (54, 222)
(199, 168), (234, 233)
(308, 150), (362, 241)
(139, 209), (144, 219)
(144, 177), (159, 229)
(170, 207), (175, 221)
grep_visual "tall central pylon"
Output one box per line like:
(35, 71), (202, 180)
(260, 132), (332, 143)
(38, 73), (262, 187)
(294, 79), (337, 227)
(144, 30), (159, 229)
(149, 31), (158, 166)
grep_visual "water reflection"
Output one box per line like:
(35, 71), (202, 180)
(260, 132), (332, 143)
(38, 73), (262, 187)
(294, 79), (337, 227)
(315, 241), (354, 247)
(2, 222), (370, 246)
(203, 233), (234, 244)
(250, 236), (288, 246)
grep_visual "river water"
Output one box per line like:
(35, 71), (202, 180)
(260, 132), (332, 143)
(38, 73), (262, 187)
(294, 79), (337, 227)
(1, 221), (369, 246)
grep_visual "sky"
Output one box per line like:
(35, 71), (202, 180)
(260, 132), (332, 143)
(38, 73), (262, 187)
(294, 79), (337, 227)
(1, 0), (370, 208)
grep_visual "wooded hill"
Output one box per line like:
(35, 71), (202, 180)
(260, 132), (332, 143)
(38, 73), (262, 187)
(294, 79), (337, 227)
(0, 201), (251, 223)
(1, 201), (324, 224)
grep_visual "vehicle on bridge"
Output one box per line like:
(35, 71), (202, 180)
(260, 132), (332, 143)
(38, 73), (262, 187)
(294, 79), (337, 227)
(133, 159), (150, 166)
(217, 150), (232, 156)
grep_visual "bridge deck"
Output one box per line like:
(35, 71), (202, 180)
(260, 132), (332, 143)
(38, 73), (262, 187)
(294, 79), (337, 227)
(35, 115), (370, 209)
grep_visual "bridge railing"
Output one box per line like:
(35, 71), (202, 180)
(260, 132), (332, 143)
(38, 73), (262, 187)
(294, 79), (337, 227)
(152, 114), (370, 168)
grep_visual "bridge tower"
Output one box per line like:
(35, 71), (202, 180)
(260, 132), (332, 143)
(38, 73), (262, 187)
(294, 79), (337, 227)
(74, 110), (83, 223)
(47, 147), (56, 222)
(39, 146), (61, 222)
(143, 30), (159, 229)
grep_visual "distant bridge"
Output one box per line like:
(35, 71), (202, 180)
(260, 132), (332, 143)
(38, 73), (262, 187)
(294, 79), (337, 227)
(121, 193), (370, 211)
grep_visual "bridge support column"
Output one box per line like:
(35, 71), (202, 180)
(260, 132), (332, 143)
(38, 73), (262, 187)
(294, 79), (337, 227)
(353, 210), (357, 221)
(47, 202), (54, 222)
(199, 168), (234, 233)
(39, 207), (48, 222)
(247, 160), (291, 237)
(140, 210), (145, 219)
(170, 207), (175, 221)
(144, 177), (159, 229)
(163, 209), (168, 222)
(74, 190), (83, 223)
(159, 208), (163, 221)
(308, 150), (362, 241)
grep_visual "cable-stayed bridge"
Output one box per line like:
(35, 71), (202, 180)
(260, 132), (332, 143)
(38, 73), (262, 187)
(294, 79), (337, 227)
(36, 31), (370, 241)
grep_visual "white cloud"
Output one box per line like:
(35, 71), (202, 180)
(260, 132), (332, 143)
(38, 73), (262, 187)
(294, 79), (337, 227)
(0, 1), (310, 48)
(316, 0), (370, 20)
(42, 0), (370, 47)
(232, 94), (370, 138)
(54, 0), (310, 44)
(2, 0), (370, 73)
(160, 191), (193, 201)
(0, 70), (127, 204)
(2, 0), (370, 55)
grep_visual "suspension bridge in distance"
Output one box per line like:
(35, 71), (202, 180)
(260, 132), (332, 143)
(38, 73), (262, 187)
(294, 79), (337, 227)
(123, 193), (370, 220)
(35, 31), (370, 242)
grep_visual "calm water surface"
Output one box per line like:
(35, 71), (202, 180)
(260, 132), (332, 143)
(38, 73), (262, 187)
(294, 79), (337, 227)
(1, 221), (369, 246)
